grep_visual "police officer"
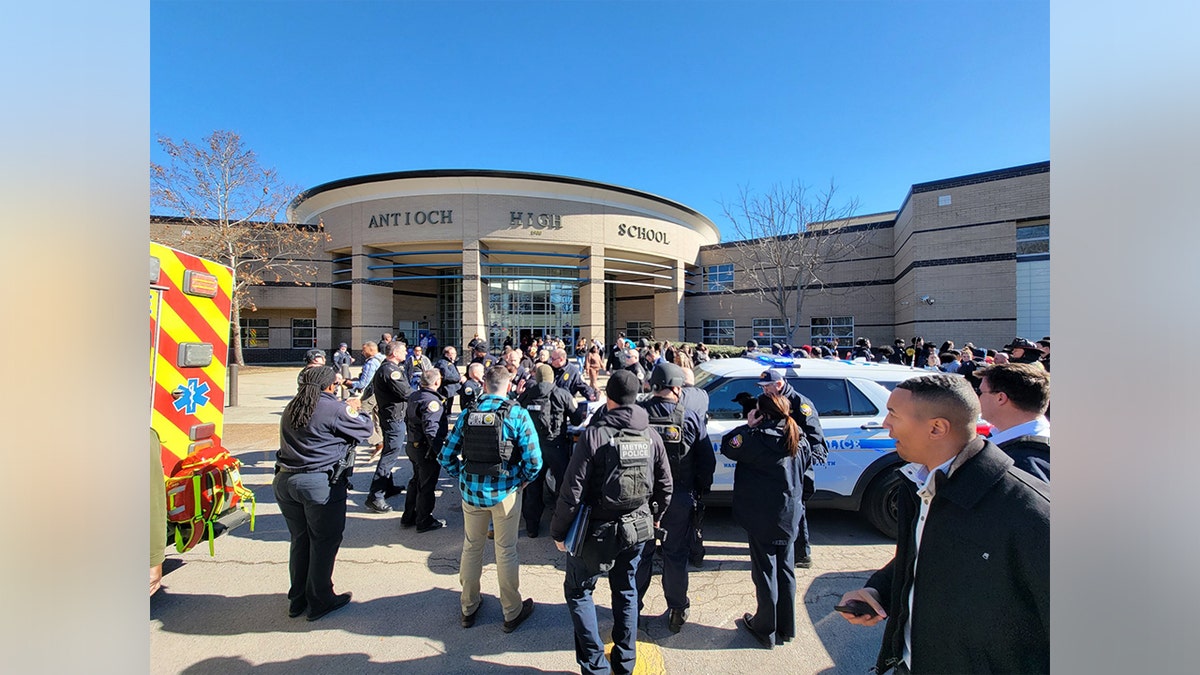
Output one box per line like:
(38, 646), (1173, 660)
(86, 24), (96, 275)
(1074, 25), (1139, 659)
(517, 363), (585, 537)
(298, 348), (327, 386)
(364, 341), (412, 513)
(550, 348), (597, 401)
(678, 365), (712, 567)
(471, 343), (496, 370)
(721, 391), (808, 648)
(439, 365), (543, 632)
(275, 366), (373, 621)
(636, 362), (715, 633)
(401, 368), (447, 532)
(459, 362), (485, 412)
(755, 369), (827, 568)
(551, 370), (673, 675)
(434, 345), (463, 436)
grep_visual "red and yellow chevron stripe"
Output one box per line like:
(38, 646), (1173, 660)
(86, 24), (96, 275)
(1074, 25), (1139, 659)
(151, 242), (235, 476)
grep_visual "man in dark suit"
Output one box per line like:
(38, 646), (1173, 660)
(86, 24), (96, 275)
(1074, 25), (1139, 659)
(837, 374), (1049, 675)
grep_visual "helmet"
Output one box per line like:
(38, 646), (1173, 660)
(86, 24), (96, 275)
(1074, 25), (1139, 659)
(648, 363), (685, 390)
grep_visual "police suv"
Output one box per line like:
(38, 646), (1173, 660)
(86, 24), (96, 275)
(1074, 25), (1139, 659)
(694, 354), (930, 538)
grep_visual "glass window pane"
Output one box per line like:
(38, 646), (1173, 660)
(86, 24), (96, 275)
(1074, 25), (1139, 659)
(788, 378), (851, 416)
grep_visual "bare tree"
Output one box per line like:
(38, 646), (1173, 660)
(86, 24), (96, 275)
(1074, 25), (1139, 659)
(720, 179), (874, 345)
(151, 130), (327, 365)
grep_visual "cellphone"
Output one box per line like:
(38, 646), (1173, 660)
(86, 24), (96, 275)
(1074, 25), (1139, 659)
(834, 600), (879, 618)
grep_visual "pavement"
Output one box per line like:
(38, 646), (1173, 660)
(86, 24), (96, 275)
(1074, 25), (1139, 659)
(150, 366), (894, 674)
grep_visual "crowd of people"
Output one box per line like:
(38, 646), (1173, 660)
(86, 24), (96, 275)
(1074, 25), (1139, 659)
(278, 329), (1051, 674)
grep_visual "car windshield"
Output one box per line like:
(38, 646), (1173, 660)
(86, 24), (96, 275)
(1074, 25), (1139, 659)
(692, 367), (722, 390)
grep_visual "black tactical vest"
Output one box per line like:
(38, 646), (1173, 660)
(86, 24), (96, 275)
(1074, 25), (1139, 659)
(589, 426), (653, 513)
(461, 400), (516, 477)
(647, 401), (687, 466)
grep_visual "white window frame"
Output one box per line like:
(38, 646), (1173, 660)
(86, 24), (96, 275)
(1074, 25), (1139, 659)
(810, 316), (854, 347)
(239, 317), (269, 349)
(291, 318), (316, 349)
(752, 317), (790, 342)
(702, 319), (735, 346)
(704, 263), (734, 292)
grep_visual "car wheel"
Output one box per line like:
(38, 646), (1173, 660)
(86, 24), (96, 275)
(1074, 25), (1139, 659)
(863, 467), (903, 539)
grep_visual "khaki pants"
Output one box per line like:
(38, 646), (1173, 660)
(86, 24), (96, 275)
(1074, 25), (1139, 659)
(460, 489), (523, 621)
(358, 392), (383, 446)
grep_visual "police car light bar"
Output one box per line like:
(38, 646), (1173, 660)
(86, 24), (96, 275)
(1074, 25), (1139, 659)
(749, 353), (796, 367)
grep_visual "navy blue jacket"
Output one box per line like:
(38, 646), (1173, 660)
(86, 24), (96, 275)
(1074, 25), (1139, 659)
(639, 396), (715, 495)
(278, 392), (374, 471)
(721, 422), (806, 545)
(553, 362), (595, 400)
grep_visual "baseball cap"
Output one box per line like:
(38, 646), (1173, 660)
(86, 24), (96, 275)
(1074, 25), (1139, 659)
(304, 348), (326, 363)
(1003, 337), (1044, 354)
(756, 370), (784, 386)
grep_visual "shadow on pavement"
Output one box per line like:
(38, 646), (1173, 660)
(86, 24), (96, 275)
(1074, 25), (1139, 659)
(803, 570), (889, 674)
(181, 653), (576, 675)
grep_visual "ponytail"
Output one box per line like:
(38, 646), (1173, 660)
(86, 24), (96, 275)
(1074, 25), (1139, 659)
(756, 392), (802, 457)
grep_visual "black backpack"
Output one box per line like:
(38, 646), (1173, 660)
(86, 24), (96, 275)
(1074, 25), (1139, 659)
(588, 426), (653, 513)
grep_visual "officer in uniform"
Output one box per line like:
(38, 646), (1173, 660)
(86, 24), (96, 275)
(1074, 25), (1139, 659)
(550, 348), (597, 401)
(275, 366), (373, 621)
(517, 363), (585, 537)
(434, 345), (463, 437)
(636, 363), (715, 633)
(402, 368), (447, 532)
(364, 341), (412, 513)
(551, 371), (673, 675)
(679, 365), (711, 567)
(459, 362), (485, 412)
(470, 343), (496, 370)
(755, 369), (827, 568)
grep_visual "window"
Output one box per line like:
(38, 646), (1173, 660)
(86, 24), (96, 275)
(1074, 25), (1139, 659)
(702, 319), (735, 346)
(789, 378), (852, 416)
(625, 321), (653, 341)
(752, 317), (790, 342)
(704, 263), (733, 292)
(239, 318), (269, 349)
(1016, 223), (1049, 258)
(291, 318), (316, 349)
(704, 376), (872, 420)
(810, 316), (854, 347)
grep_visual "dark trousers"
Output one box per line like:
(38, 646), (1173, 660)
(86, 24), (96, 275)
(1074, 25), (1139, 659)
(565, 540), (648, 675)
(273, 471), (347, 617)
(368, 415), (407, 502)
(401, 442), (441, 528)
(794, 469), (814, 559)
(635, 490), (694, 612)
(521, 465), (548, 531)
(747, 533), (797, 644)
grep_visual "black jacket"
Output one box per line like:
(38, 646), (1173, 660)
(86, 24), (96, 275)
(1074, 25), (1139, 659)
(998, 434), (1050, 483)
(435, 357), (462, 400)
(721, 422), (806, 545)
(779, 382), (828, 463)
(405, 387), (445, 457)
(277, 392), (374, 472)
(553, 362), (596, 400)
(639, 396), (715, 495)
(867, 438), (1050, 674)
(518, 381), (584, 447)
(549, 405), (673, 540)
(372, 360), (413, 422)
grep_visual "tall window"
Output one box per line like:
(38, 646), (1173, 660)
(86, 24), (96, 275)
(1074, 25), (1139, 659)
(702, 319), (735, 345)
(811, 316), (854, 346)
(291, 318), (316, 349)
(625, 321), (653, 341)
(704, 263), (734, 292)
(240, 317), (269, 349)
(752, 317), (790, 342)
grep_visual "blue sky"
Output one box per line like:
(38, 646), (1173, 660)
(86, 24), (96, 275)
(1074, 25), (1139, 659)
(151, 1), (1048, 238)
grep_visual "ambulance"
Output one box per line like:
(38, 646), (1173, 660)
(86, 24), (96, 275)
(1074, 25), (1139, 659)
(151, 242), (254, 555)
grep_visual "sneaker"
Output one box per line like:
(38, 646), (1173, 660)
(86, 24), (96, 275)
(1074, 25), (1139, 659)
(416, 518), (446, 533)
(795, 555), (813, 569)
(502, 598), (535, 633)
(364, 499), (393, 514)
(668, 607), (689, 634)
(307, 592), (352, 622)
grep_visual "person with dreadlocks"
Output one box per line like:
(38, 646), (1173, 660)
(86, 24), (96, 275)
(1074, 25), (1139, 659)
(274, 366), (374, 622)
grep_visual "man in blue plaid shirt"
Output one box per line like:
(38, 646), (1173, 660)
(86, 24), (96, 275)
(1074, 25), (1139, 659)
(439, 365), (543, 633)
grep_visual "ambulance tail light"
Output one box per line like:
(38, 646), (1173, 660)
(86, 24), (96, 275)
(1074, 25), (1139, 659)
(178, 342), (214, 368)
(187, 439), (213, 456)
(189, 423), (215, 441)
(183, 269), (220, 298)
(151, 256), (161, 284)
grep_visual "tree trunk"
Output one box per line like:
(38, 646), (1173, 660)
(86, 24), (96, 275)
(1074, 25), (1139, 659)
(230, 303), (245, 366)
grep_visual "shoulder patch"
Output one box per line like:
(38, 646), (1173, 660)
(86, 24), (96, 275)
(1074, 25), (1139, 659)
(427, 400), (440, 412)
(390, 370), (402, 380)
(344, 405), (359, 418)
(562, 372), (570, 381)
(728, 434), (743, 448)
(800, 403), (814, 416)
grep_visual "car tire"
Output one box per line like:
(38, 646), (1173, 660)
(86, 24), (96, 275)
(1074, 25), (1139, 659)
(863, 467), (903, 539)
